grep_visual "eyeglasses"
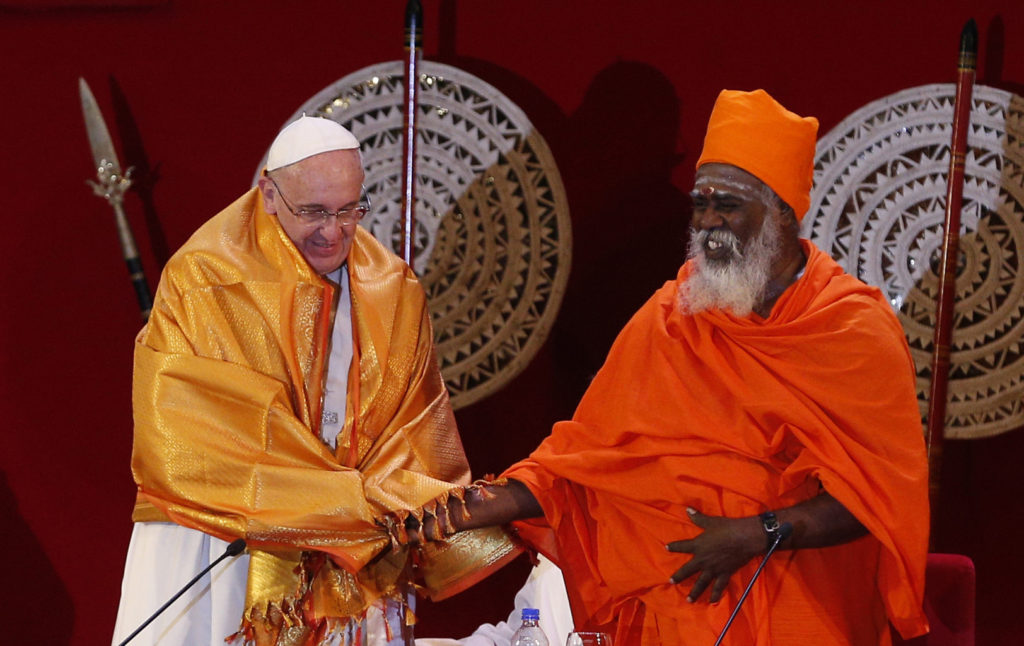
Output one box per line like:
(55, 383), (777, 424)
(269, 177), (371, 227)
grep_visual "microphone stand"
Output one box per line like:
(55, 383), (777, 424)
(712, 523), (793, 646)
(118, 538), (247, 646)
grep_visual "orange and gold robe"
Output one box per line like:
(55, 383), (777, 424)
(504, 240), (929, 646)
(131, 188), (518, 644)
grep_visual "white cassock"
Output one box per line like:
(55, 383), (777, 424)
(111, 268), (407, 646)
(415, 556), (573, 646)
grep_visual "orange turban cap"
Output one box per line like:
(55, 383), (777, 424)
(696, 89), (819, 220)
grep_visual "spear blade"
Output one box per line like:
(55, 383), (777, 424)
(79, 77), (123, 176)
(78, 76), (152, 320)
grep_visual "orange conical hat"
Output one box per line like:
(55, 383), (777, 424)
(697, 89), (818, 220)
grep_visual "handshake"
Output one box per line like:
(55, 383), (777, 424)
(379, 477), (542, 548)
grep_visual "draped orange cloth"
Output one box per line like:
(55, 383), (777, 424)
(131, 188), (519, 644)
(504, 240), (929, 646)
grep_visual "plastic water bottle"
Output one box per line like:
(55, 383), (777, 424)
(511, 608), (549, 646)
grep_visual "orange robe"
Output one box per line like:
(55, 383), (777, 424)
(504, 240), (929, 646)
(131, 188), (518, 643)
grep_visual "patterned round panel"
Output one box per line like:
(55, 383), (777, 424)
(804, 84), (1024, 438)
(258, 61), (572, 410)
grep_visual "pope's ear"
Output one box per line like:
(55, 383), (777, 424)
(258, 175), (278, 214)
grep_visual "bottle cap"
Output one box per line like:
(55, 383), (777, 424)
(522, 608), (540, 621)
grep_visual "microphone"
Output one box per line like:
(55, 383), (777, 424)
(712, 522), (792, 646)
(117, 538), (247, 646)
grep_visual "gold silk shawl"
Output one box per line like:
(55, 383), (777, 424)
(131, 188), (519, 644)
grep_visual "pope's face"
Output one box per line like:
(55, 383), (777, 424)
(259, 149), (365, 275)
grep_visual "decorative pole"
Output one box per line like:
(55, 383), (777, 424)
(400, 7), (424, 642)
(926, 18), (977, 527)
(79, 77), (153, 320)
(400, 0), (423, 266)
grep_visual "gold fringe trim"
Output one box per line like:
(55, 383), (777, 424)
(228, 548), (413, 646)
(230, 590), (411, 646)
(379, 476), (512, 547)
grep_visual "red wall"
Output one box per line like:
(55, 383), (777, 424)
(2, 1), (1022, 644)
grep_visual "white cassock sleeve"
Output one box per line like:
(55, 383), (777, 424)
(415, 556), (573, 646)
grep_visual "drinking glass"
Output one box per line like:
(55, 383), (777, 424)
(566, 632), (612, 646)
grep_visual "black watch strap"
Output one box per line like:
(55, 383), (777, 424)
(759, 511), (781, 552)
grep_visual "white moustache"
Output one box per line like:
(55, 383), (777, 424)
(693, 228), (743, 260)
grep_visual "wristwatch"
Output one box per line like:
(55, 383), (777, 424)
(759, 511), (781, 552)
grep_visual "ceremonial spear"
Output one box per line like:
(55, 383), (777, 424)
(79, 77), (153, 320)
(400, 0), (423, 266)
(926, 19), (977, 523)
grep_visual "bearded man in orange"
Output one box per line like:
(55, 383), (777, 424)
(402, 90), (930, 646)
(111, 116), (517, 646)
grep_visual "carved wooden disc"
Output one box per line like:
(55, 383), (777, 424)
(804, 84), (1024, 438)
(259, 61), (572, 410)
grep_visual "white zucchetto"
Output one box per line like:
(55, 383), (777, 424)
(266, 115), (360, 171)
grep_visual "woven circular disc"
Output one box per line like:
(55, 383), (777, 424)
(257, 61), (572, 410)
(804, 84), (1024, 438)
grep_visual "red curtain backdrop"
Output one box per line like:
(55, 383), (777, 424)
(1, 2), (1021, 644)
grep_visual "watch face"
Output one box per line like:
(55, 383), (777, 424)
(760, 511), (783, 551)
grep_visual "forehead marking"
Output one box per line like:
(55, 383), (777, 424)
(693, 175), (759, 194)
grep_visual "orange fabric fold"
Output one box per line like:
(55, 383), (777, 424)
(504, 240), (929, 646)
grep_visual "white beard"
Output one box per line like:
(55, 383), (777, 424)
(677, 215), (783, 316)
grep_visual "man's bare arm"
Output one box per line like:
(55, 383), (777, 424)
(406, 478), (543, 541)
